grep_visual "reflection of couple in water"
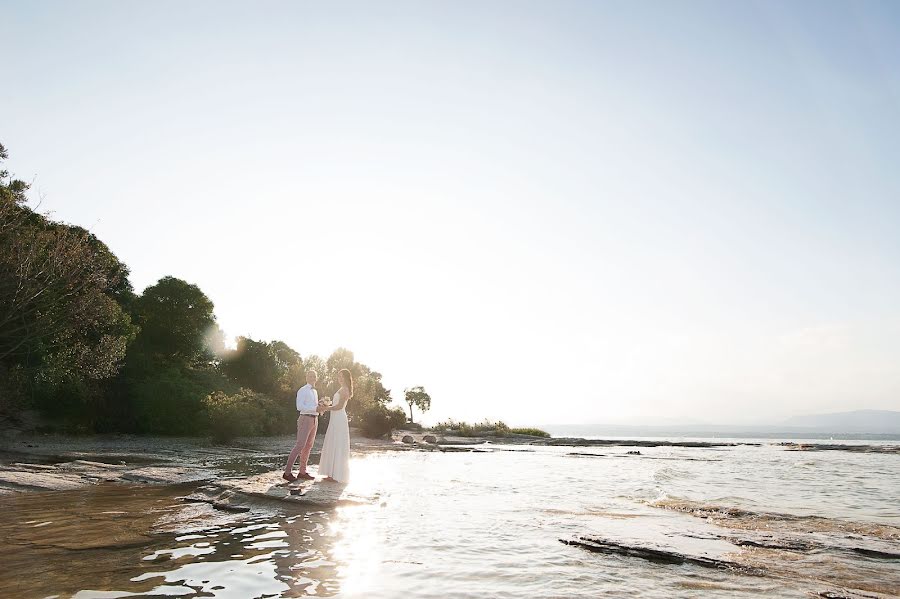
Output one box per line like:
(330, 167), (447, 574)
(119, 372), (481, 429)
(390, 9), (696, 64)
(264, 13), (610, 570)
(282, 368), (352, 484)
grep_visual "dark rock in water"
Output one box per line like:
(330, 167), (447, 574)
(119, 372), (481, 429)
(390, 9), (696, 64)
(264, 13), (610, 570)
(423, 434), (438, 444)
(401, 435), (415, 444)
(849, 546), (900, 560)
(779, 442), (900, 454)
(436, 438), (487, 445)
(182, 487), (253, 513)
(544, 438), (748, 448)
(561, 536), (764, 574)
(626, 450), (641, 455)
(730, 537), (815, 552)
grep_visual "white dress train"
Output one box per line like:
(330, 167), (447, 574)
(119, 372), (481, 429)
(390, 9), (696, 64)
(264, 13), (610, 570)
(318, 388), (350, 482)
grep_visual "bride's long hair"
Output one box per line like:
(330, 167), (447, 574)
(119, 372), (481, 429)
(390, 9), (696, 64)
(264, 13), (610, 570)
(338, 368), (354, 398)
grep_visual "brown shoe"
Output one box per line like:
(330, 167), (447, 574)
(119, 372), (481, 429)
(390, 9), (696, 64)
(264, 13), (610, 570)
(282, 472), (297, 482)
(298, 472), (315, 480)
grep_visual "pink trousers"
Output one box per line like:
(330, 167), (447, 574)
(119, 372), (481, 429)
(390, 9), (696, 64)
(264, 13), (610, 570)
(284, 415), (318, 475)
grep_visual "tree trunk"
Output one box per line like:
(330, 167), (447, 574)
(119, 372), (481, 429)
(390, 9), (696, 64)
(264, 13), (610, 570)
(407, 402), (414, 423)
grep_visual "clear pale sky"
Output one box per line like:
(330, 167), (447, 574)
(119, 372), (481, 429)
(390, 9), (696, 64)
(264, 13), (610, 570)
(3, 1), (899, 425)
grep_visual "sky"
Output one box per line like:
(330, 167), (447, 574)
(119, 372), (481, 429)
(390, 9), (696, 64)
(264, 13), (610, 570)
(3, 1), (900, 426)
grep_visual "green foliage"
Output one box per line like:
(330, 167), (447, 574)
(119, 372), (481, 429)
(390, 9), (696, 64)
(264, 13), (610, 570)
(356, 402), (408, 438)
(203, 388), (294, 443)
(403, 386), (432, 423)
(315, 348), (399, 435)
(429, 419), (549, 438)
(221, 337), (295, 395)
(130, 277), (217, 366)
(508, 427), (551, 438)
(127, 365), (219, 434)
(0, 143), (29, 205)
(0, 145), (137, 417)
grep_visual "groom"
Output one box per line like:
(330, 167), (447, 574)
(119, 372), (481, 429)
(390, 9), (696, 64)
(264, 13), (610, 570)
(283, 370), (324, 482)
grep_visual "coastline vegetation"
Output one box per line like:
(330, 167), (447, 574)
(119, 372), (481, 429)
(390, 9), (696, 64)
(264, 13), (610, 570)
(0, 143), (408, 440)
(431, 419), (550, 438)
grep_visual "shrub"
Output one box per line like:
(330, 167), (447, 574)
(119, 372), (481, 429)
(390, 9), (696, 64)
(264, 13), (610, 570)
(203, 388), (291, 443)
(356, 403), (407, 438)
(509, 427), (550, 438)
(430, 419), (511, 437)
(128, 366), (210, 435)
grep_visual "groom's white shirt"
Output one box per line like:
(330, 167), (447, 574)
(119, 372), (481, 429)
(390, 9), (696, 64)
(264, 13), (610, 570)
(296, 384), (319, 415)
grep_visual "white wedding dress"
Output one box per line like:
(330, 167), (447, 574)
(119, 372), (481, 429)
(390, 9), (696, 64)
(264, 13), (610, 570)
(318, 388), (350, 482)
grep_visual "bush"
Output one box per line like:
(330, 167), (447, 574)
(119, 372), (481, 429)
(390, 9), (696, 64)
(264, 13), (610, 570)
(356, 403), (407, 438)
(203, 388), (293, 443)
(431, 419), (510, 437)
(509, 427), (550, 438)
(128, 366), (210, 435)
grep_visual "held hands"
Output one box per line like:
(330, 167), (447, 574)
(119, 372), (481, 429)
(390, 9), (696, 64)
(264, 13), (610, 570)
(317, 397), (332, 413)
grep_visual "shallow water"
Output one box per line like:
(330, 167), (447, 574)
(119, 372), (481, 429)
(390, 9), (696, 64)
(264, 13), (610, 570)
(1, 440), (898, 598)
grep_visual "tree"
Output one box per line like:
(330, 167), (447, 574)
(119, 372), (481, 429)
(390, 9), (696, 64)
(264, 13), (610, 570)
(130, 277), (217, 366)
(404, 386), (432, 423)
(269, 340), (304, 396)
(220, 337), (303, 396)
(0, 143), (137, 419)
(0, 208), (136, 372)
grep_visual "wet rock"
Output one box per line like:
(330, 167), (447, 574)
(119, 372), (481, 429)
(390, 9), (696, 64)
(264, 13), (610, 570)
(122, 466), (210, 484)
(730, 537), (815, 552)
(182, 486), (253, 512)
(423, 435), (438, 444)
(401, 435), (415, 444)
(561, 536), (763, 574)
(11, 462), (57, 471)
(436, 438), (487, 445)
(849, 546), (900, 560)
(626, 450), (641, 455)
(546, 438), (745, 448)
(816, 590), (890, 599)
(0, 470), (89, 491)
(779, 442), (900, 454)
(191, 470), (373, 509)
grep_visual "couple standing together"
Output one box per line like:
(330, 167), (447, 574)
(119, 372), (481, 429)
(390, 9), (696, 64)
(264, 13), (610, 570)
(283, 368), (353, 484)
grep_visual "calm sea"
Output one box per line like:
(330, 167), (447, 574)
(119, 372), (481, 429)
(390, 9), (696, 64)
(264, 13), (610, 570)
(1, 438), (897, 597)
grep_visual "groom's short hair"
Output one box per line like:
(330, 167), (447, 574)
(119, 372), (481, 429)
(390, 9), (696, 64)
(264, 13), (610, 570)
(307, 369), (318, 378)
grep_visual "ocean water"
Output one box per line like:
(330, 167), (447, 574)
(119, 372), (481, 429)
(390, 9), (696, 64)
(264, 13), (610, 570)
(1, 440), (898, 598)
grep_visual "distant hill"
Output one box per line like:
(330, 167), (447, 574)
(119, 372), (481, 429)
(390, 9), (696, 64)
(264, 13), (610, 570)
(543, 409), (900, 440)
(783, 409), (900, 434)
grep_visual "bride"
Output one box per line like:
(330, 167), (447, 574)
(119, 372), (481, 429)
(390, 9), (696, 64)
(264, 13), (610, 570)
(318, 368), (352, 483)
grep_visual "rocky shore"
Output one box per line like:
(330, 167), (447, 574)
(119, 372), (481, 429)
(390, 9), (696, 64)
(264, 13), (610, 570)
(1, 429), (895, 501)
(0, 429), (407, 496)
(1, 428), (897, 599)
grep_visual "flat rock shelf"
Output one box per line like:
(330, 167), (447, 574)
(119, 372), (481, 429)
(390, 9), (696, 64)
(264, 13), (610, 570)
(183, 470), (375, 511)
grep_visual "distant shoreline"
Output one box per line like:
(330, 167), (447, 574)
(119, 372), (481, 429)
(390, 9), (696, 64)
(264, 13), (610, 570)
(541, 427), (900, 442)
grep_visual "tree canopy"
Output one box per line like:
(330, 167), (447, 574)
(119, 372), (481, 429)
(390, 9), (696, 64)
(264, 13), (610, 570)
(130, 276), (217, 366)
(404, 386), (432, 423)
(1, 145), (137, 420)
